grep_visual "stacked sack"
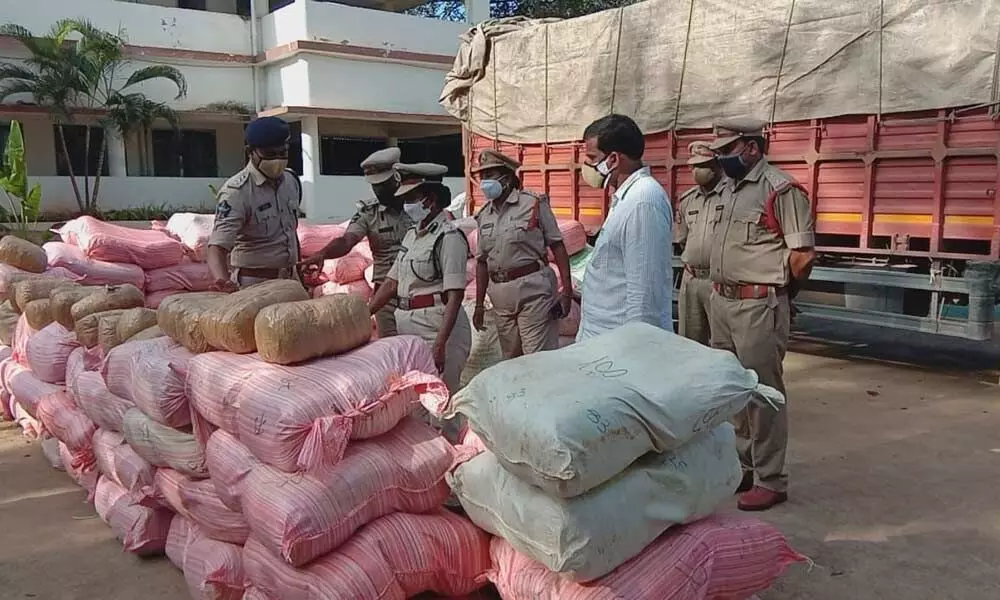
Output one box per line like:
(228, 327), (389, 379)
(147, 280), (492, 599)
(454, 217), (588, 382)
(433, 322), (805, 598)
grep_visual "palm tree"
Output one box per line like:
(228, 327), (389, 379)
(0, 19), (187, 213)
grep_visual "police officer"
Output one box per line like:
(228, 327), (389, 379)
(675, 141), (726, 345)
(297, 147), (420, 337)
(368, 163), (471, 402)
(207, 116), (301, 291)
(471, 149), (573, 358)
(708, 117), (816, 511)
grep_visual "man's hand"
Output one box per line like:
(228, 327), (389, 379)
(472, 303), (486, 331)
(212, 277), (238, 293)
(432, 340), (447, 374)
(297, 253), (325, 274)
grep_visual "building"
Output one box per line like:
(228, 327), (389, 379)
(0, 0), (482, 221)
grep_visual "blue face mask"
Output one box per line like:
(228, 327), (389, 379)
(479, 179), (504, 201)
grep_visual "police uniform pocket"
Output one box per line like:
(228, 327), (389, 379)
(734, 209), (765, 243)
(251, 202), (280, 237)
(685, 209), (700, 227)
(408, 256), (438, 283)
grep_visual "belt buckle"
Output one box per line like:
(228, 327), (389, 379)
(494, 271), (508, 283)
(399, 298), (410, 310)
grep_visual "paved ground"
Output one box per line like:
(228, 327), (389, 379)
(0, 319), (998, 599)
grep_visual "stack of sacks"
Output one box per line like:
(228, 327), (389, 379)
(44, 241), (145, 289)
(296, 222), (346, 257)
(171, 288), (490, 598)
(152, 213), (214, 262)
(436, 322), (797, 595)
(145, 262), (216, 308)
(54, 215), (186, 270)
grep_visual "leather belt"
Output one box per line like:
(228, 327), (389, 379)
(684, 265), (711, 279)
(713, 282), (787, 301)
(490, 262), (542, 284)
(235, 266), (294, 280)
(398, 293), (445, 310)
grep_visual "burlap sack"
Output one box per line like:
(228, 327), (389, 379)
(115, 308), (158, 346)
(24, 299), (55, 330)
(70, 284), (144, 323)
(254, 294), (371, 365)
(0, 300), (17, 345)
(0, 235), (47, 273)
(157, 292), (227, 353)
(12, 279), (77, 313)
(126, 325), (165, 343)
(201, 280), (309, 354)
(75, 309), (126, 349)
(50, 287), (102, 330)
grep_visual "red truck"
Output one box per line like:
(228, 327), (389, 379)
(446, 7), (1000, 341)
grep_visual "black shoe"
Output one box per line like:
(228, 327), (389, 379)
(736, 470), (754, 494)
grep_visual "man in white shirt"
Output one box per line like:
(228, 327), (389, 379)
(576, 114), (673, 341)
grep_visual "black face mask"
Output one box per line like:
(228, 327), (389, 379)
(374, 184), (400, 206)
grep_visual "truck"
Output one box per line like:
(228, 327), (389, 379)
(440, 0), (1000, 341)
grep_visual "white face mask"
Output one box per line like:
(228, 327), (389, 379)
(581, 155), (615, 189)
(480, 179), (504, 201)
(403, 201), (429, 224)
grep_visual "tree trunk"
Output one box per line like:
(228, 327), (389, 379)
(56, 125), (85, 213)
(82, 125), (92, 212)
(92, 134), (108, 213)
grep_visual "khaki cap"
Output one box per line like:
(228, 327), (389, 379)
(360, 147), (401, 184)
(709, 118), (767, 151)
(470, 149), (520, 174)
(686, 140), (715, 166)
(394, 162), (449, 196)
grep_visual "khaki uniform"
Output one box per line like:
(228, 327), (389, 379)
(475, 190), (562, 358)
(345, 198), (412, 337)
(709, 158), (815, 494)
(208, 162), (300, 288)
(389, 211), (471, 397)
(675, 180), (726, 345)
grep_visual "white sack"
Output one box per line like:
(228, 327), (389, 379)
(449, 424), (740, 582)
(437, 322), (782, 497)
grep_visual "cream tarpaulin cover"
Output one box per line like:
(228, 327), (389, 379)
(440, 0), (1000, 144)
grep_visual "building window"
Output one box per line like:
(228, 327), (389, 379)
(178, 0), (207, 9)
(53, 125), (108, 177)
(320, 137), (387, 176)
(269, 0), (294, 12)
(0, 123), (9, 152)
(152, 129), (219, 178)
(397, 134), (463, 177)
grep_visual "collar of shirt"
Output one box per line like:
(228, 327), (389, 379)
(417, 210), (450, 237)
(483, 189), (519, 215)
(609, 166), (652, 210)
(731, 158), (768, 191)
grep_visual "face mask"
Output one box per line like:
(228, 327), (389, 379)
(692, 166), (717, 187)
(582, 155), (615, 189)
(403, 201), (429, 224)
(717, 146), (750, 180)
(480, 179), (504, 201)
(256, 157), (288, 179)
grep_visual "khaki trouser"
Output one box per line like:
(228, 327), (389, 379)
(488, 268), (559, 358)
(678, 269), (712, 346)
(710, 287), (790, 493)
(395, 304), (472, 443)
(372, 284), (398, 338)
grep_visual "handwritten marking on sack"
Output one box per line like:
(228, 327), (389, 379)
(577, 355), (628, 379)
(586, 409), (611, 434)
(504, 388), (526, 402)
(692, 405), (727, 434)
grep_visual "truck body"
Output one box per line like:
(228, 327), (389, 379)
(445, 2), (1000, 341)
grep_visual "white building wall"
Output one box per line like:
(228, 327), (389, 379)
(0, 0), (469, 221)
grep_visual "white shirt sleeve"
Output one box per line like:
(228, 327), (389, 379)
(621, 198), (672, 328)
